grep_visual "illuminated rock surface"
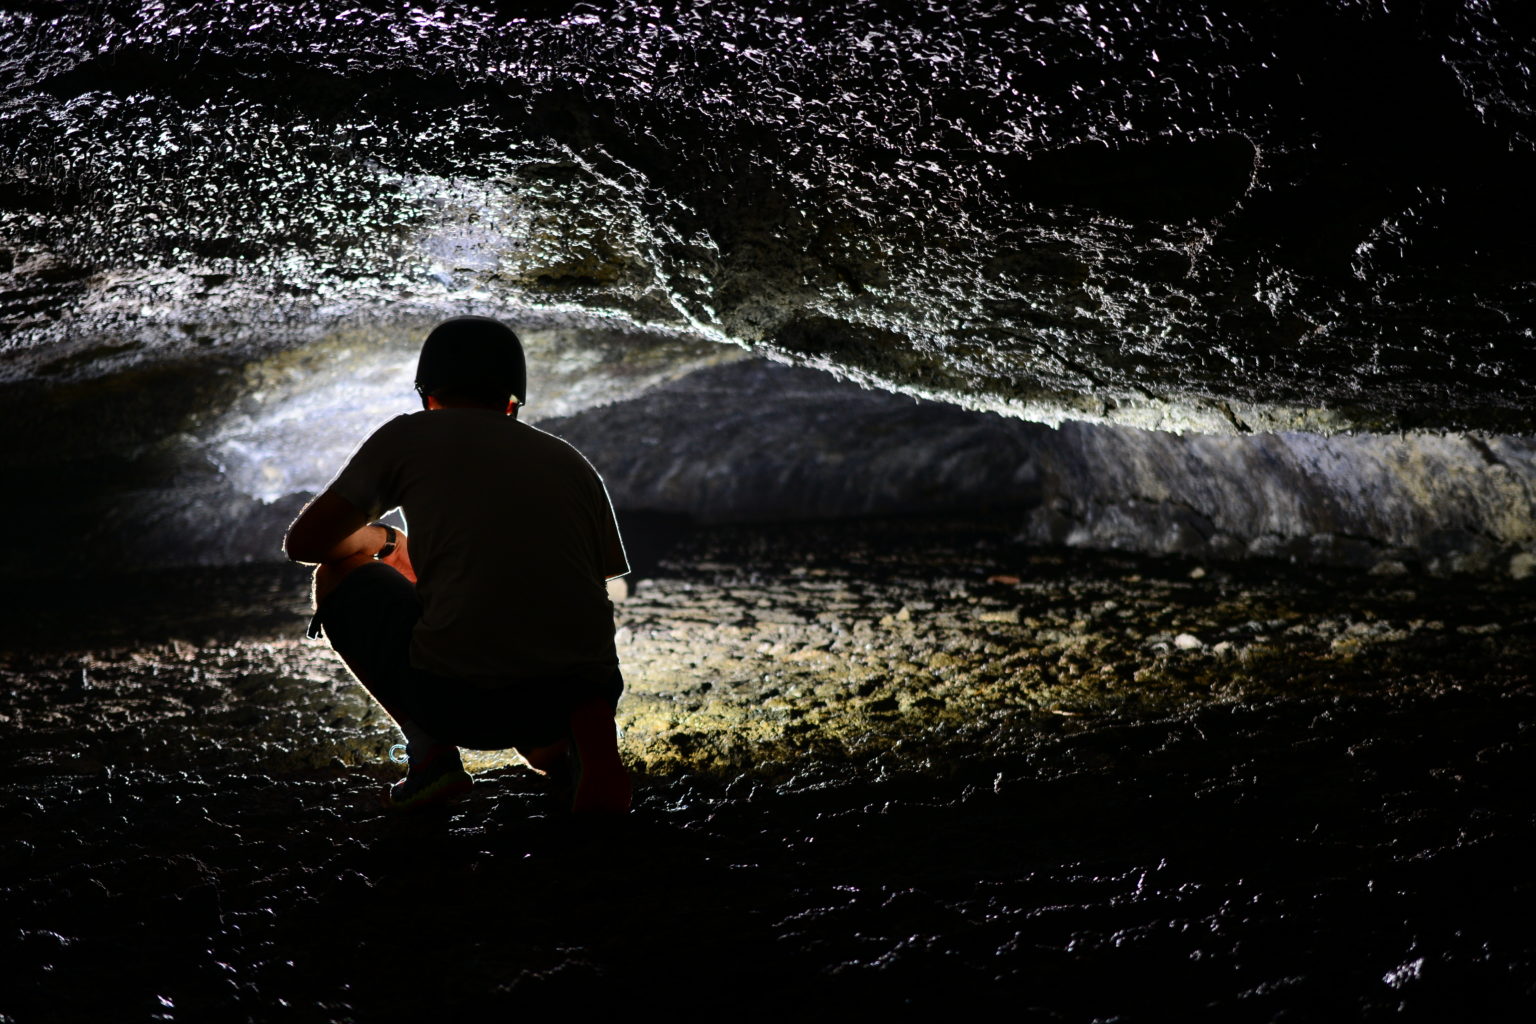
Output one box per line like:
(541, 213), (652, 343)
(3, 0), (1534, 431)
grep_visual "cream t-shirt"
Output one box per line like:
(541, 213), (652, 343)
(327, 409), (628, 679)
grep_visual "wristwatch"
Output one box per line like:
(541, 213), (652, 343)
(371, 522), (398, 560)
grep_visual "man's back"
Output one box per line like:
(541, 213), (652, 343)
(328, 408), (628, 679)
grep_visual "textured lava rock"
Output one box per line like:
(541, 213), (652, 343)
(3, 1), (1534, 432)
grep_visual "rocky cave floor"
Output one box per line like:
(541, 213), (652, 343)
(3, 516), (1535, 1021)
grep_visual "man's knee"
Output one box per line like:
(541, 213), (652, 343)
(312, 551), (380, 607)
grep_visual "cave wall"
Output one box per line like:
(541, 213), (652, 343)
(2, 335), (1530, 580)
(548, 360), (1536, 578)
(1016, 426), (1536, 577)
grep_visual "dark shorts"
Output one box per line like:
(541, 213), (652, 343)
(313, 562), (622, 750)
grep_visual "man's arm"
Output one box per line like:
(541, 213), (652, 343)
(283, 490), (381, 565)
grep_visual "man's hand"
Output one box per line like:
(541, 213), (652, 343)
(378, 529), (417, 583)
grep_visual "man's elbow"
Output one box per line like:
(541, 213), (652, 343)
(283, 533), (315, 564)
(283, 522), (325, 564)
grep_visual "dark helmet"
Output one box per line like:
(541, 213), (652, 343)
(414, 316), (527, 409)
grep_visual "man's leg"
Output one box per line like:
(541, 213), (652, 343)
(514, 727), (628, 814)
(310, 555), (469, 810)
(313, 550), (375, 606)
(568, 698), (631, 815)
(516, 739), (570, 775)
(512, 671), (630, 815)
(311, 553), (418, 727)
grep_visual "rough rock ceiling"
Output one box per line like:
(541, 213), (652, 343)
(3, 0), (1534, 433)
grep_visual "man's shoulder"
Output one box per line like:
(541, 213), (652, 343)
(516, 423), (607, 478)
(393, 409), (510, 441)
(362, 411), (422, 439)
(374, 413), (596, 472)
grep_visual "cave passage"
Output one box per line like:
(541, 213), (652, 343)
(3, 0), (1535, 1016)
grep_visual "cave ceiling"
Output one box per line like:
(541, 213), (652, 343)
(2, 0), (1534, 434)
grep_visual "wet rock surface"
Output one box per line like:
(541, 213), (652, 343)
(4, 1), (1534, 431)
(4, 518), (1534, 1018)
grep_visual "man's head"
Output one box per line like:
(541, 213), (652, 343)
(414, 316), (527, 413)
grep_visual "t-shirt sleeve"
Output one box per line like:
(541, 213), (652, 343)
(325, 416), (407, 521)
(593, 470), (630, 580)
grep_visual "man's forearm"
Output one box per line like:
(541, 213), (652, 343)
(316, 522), (416, 584)
(283, 490), (374, 564)
(314, 523), (393, 564)
(285, 491), (414, 582)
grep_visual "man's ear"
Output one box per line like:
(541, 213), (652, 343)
(426, 395), (445, 411)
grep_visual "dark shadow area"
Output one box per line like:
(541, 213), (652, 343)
(1000, 134), (1257, 223)
(613, 508), (697, 584)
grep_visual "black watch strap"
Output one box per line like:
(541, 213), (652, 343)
(371, 522), (398, 560)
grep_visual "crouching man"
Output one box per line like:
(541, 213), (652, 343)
(283, 316), (631, 814)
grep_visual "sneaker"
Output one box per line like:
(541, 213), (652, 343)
(386, 744), (473, 812)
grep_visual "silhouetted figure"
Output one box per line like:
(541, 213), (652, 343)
(284, 316), (631, 813)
